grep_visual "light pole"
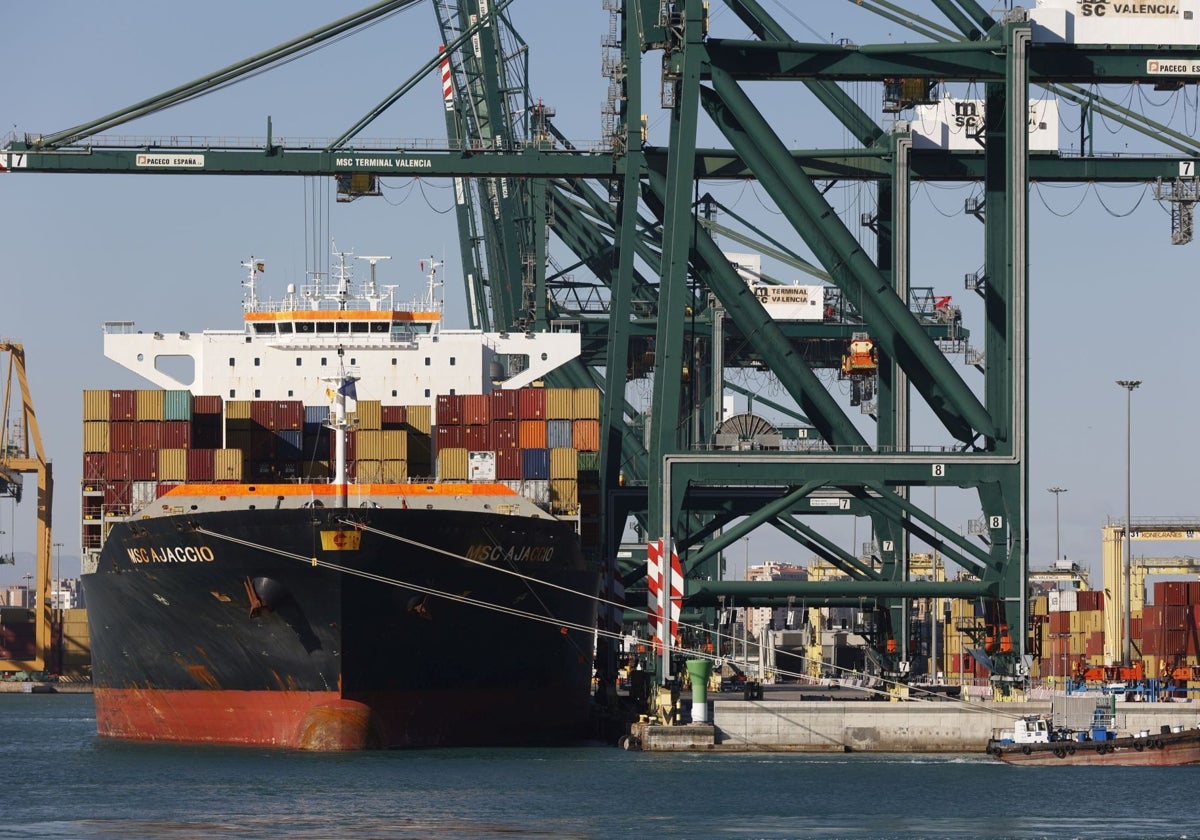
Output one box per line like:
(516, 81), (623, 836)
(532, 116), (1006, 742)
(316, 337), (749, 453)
(1116, 379), (1141, 666)
(53, 542), (63, 609)
(1048, 487), (1067, 564)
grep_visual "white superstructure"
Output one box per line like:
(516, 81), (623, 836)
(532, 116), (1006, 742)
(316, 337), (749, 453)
(103, 251), (581, 413)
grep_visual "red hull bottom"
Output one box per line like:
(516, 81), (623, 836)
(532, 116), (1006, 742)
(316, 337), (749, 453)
(989, 731), (1200, 766)
(94, 687), (590, 750)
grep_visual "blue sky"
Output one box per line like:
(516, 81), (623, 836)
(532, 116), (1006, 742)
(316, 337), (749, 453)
(2, 1), (1198, 590)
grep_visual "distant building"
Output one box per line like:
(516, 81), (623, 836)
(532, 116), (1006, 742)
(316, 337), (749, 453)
(1, 585), (32, 609)
(744, 562), (807, 639)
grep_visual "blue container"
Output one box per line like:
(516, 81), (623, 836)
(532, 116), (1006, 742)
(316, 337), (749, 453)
(522, 447), (550, 480)
(277, 429), (303, 461)
(162, 390), (193, 421)
(546, 419), (573, 449)
(305, 404), (330, 425)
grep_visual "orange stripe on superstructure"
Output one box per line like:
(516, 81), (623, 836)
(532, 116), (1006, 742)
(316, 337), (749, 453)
(158, 482), (519, 498)
(243, 311), (441, 322)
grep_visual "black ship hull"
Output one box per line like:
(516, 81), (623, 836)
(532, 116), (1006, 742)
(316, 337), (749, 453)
(84, 504), (600, 749)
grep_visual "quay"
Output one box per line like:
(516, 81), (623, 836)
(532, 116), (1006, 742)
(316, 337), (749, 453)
(627, 683), (1200, 752)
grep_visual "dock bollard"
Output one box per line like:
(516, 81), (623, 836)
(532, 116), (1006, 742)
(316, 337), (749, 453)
(685, 659), (713, 724)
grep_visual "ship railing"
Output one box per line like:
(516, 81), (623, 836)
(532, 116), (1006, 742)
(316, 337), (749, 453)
(103, 321), (138, 335)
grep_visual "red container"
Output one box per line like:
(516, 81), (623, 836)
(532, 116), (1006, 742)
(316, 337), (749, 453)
(489, 420), (519, 451)
(104, 480), (131, 508)
(495, 447), (522, 480)
(1161, 580), (1190, 606)
(83, 453), (107, 481)
(109, 421), (136, 452)
(462, 394), (490, 426)
(105, 452), (132, 481)
(1049, 611), (1070, 634)
(109, 389), (137, 420)
(463, 426), (490, 451)
(160, 421), (191, 449)
(490, 389), (519, 420)
(1165, 604), (1189, 630)
(187, 449), (215, 481)
(1163, 628), (1188, 656)
(381, 405), (407, 429)
(1143, 605), (1163, 633)
(1189, 581), (1200, 605)
(130, 450), (159, 480)
(518, 388), (546, 420)
(250, 400), (303, 431)
(1077, 590), (1104, 612)
(572, 419), (600, 452)
(436, 394), (463, 426)
(135, 421), (163, 451)
(436, 425), (465, 451)
(191, 417), (222, 449)
(193, 394), (223, 415)
(328, 432), (357, 463)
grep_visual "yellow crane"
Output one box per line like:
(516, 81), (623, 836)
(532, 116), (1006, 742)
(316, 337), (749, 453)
(0, 341), (54, 673)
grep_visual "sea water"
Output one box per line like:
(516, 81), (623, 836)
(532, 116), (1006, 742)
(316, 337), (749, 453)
(1, 693), (1194, 839)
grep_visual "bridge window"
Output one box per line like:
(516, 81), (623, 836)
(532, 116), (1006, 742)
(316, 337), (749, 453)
(253, 323), (275, 335)
(350, 322), (369, 333)
(370, 322), (389, 333)
(228, 358), (235, 367)
(279, 322), (293, 334)
(316, 322), (334, 334)
(296, 322), (314, 334)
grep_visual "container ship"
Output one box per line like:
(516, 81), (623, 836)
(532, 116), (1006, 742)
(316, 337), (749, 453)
(80, 253), (604, 749)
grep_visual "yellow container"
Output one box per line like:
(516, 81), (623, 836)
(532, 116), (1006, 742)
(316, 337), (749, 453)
(214, 449), (244, 481)
(355, 459), (383, 483)
(355, 400), (382, 431)
(550, 478), (578, 513)
(136, 389), (165, 421)
(82, 390), (110, 422)
(356, 430), (384, 461)
(381, 430), (408, 461)
(405, 404), (432, 435)
(158, 448), (189, 481)
(572, 387), (601, 420)
(438, 447), (469, 481)
(225, 400), (252, 420)
(82, 421), (110, 453)
(381, 459), (408, 483)
(545, 387), (575, 420)
(550, 447), (578, 480)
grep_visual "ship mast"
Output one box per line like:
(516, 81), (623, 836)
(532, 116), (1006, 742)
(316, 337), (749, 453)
(324, 349), (358, 506)
(240, 257), (264, 312)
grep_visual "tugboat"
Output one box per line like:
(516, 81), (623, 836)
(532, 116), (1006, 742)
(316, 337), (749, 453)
(987, 696), (1200, 766)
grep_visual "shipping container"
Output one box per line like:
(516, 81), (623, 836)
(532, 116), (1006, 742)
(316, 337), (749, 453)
(381, 404), (406, 429)
(381, 430), (408, 461)
(135, 421), (163, 452)
(1077, 590), (1104, 612)
(193, 394), (223, 415)
(495, 448), (523, 480)
(463, 425), (490, 452)
(436, 425), (465, 451)
(109, 421), (137, 453)
(355, 400), (382, 431)
(83, 452), (107, 481)
(187, 448), (216, 481)
(380, 459), (407, 483)
(489, 420), (519, 451)
(462, 394), (490, 425)
(109, 389), (137, 420)
(518, 387), (546, 420)
(572, 419), (600, 452)
(213, 449), (244, 481)
(469, 451), (497, 481)
(436, 394), (463, 426)
(158, 448), (189, 482)
(572, 387), (601, 420)
(550, 478), (578, 514)
(132, 480), (159, 509)
(404, 404), (432, 435)
(277, 429), (303, 461)
(518, 419), (547, 449)
(545, 387), (574, 420)
(438, 447), (469, 481)
(522, 448), (550, 480)
(162, 389), (193, 421)
(83, 390), (110, 422)
(550, 447), (578, 480)
(130, 450), (159, 481)
(576, 450), (601, 473)
(191, 416), (222, 449)
(490, 389), (519, 421)
(103, 480), (132, 510)
(225, 399), (253, 420)
(546, 419), (573, 450)
(355, 460), (384, 483)
(305, 404), (330, 426)
(83, 421), (110, 453)
(136, 389), (165, 421)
